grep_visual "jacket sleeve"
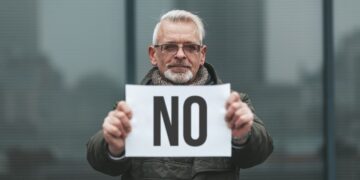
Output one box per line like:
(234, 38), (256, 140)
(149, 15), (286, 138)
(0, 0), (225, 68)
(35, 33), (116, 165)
(231, 93), (274, 169)
(86, 130), (132, 176)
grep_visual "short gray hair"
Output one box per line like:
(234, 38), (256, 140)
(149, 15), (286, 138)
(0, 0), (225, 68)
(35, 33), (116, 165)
(152, 10), (205, 45)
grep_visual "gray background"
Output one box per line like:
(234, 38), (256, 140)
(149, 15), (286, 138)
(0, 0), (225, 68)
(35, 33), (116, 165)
(0, 0), (359, 179)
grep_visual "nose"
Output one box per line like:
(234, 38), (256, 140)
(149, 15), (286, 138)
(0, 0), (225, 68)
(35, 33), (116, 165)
(174, 46), (186, 59)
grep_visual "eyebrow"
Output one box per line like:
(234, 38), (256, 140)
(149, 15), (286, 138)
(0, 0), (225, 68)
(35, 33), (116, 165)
(162, 41), (199, 44)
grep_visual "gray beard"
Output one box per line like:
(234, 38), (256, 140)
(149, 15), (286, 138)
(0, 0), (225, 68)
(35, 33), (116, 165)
(150, 65), (209, 85)
(163, 70), (193, 84)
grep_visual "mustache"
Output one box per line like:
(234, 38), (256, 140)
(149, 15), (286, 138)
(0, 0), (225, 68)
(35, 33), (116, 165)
(166, 62), (191, 68)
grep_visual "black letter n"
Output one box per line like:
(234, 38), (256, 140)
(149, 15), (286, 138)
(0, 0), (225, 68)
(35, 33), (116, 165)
(154, 96), (179, 146)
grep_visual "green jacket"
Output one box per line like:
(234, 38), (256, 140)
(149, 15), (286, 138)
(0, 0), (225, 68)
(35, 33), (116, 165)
(87, 63), (273, 180)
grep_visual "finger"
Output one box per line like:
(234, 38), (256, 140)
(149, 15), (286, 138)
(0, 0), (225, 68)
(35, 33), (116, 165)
(226, 102), (244, 122)
(122, 117), (132, 134)
(226, 91), (240, 108)
(103, 120), (122, 138)
(234, 115), (252, 129)
(231, 107), (247, 123)
(104, 131), (124, 149)
(230, 107), (252, 129)
(107, 116), (127, 137)
(113, 117), (128, 137)
(103, 130), (119, 143)
(113, 111), (132, 133)
(116, 101), (133, 119)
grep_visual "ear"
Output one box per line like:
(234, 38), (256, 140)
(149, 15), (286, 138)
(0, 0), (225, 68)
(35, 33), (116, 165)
(148, 46), (157, 66)
(200, 45), (207, 65)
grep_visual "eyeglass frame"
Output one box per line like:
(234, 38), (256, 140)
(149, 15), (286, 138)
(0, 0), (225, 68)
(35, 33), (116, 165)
(153, 43), (204, 57)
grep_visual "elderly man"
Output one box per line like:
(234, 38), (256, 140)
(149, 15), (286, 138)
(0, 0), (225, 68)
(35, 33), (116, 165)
(87, 10), (273, 180)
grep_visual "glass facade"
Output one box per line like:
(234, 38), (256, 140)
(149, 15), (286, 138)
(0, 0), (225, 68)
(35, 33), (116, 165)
(0, 0), (358, 179)
(334, 1), (360, 179)
(0, 0), (124, 179)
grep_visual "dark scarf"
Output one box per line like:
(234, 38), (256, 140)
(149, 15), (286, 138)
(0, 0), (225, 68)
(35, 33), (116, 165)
(150, 65), (209, 85)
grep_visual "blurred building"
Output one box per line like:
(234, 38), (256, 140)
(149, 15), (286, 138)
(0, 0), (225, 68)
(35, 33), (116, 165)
(176, 0), (265, 91)
(0, 0), (39, 123)
(0, 0), (38, 58)
(335, 30), (360, 151)
(336, 30), (360, 109)
(0, 1), (122, 178)
(0, 0), (65, 176)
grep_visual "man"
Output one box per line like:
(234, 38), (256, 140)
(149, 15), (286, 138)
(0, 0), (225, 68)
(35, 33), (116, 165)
(87, 10), (273, 180)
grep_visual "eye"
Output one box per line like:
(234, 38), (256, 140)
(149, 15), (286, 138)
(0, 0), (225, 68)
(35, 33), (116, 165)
(162, 44), (178, 52)
(184, 44), (200, 52)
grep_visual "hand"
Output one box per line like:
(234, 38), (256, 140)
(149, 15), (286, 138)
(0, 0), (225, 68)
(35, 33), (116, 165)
(225, 91), (254, 142)
(102, 101), (132, 156)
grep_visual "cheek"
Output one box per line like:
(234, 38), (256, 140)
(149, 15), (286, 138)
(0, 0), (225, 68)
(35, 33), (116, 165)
(158, 58), (169, 66)
(191, 62), (202, 73)
(193, 56), (204, 66)
(156, 59), (169, 72)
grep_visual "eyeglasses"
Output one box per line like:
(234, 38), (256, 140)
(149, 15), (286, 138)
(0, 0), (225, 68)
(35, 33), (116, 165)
(153, 43), (202, 56)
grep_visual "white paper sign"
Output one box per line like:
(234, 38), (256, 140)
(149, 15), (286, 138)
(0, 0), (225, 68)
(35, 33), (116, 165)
(125, 84), (231, 157)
